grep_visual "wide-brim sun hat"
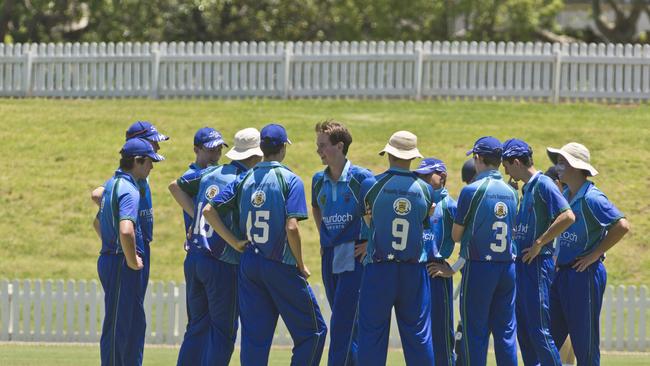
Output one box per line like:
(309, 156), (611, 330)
(547, 142), (598, 176)
(379, 130), (423, 160)
(226, 127), (264, 160)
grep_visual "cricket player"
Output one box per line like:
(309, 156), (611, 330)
(95, 138), (164, 366)
(311, 120), (373, 366)
(414, 158), (458, 366)
(169, 127), (241, 366)
(547, 142), (630, 365)
(357, 131), (435, 366)
(501, 138), (576, 366)
(169, 127), (227, 239)
(204, 123), (327, 366)
(91, 121), (169, 364)
(431, 136), (519, 366)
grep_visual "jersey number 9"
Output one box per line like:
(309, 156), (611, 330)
(392, 218), (410, 251)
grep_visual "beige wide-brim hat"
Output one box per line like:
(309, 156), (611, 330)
(225, 127), (264, 160)
(547, 142), (598, 176)
(379, 130), (423, 160)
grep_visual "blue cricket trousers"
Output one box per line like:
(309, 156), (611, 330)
(98, 253), (145, 366)
(430, 270), (455, 366)
(239, 246), (327, 366)
(516, 256), (561, 366)
(550, 260), (606, 366)
(458, 260), (517, 366)
(127, 241), (149, 366)
(358, 262), (434, 366)
(322, 246), (363, 366)
(177, 251), (239, 366)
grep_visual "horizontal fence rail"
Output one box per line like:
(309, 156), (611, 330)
(0, 279), (648, 351)
(0, 41), (649, 101)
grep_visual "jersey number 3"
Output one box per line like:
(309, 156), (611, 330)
(490, 221), (508, 253)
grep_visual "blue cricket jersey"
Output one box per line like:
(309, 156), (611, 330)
(311, 160), (373, 247)
(360, 168), (434, 264)
(423, 188), (457, 260)
(454, 170), (519, 262)
(176, 162), (203, 234)
(99, 170), (143, 255)
(514, 172), (570, 257)
(134, 179), (153, 244)
(555, 181), (624, 265)
(184, 161), (249, 264)
(212, 161), (309, 266)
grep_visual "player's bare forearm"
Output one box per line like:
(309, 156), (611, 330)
(574, 218), (630, 272)
(452, 223), (465, 243)
(523, 209), (576, 263)
(93, 217), (101, 239)
(590, 218), (630, 258)
(537, 210), (576, 248)
(312, 206), (322, 232)
(168, 180), (195, 218)
(203, 204), (246, 252)
(286, 218), (309, 277)
(119, 220), (142, 270)
(91, 186), (104, 207)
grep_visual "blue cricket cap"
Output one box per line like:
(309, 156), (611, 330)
(414, 158), (447, 175)
(120, 138), (165, 162)
(466, 136), (502, 157)
(194, 127), (227, 148)
(260, 123), (292, 147)
(502, 138), (532, 159)
(125, 121), (169, 142)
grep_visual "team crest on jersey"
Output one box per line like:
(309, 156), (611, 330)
(205, 185), (220, 200)
(343, 192), (351, 203)
(494, 202), (508, 218)
(393, 198), (412, 216)
(319, 194), (327, 206)
(251, 190), (266, 208)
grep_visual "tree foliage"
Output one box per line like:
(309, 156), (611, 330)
(1, 0), (567, 43)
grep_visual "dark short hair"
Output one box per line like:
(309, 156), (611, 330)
(119, 156), (146, 170)
(479, 154), (501, 168)
(315, 119), (353, 155)
(260, 141), (284, 157)
(504, 155), (533, 167)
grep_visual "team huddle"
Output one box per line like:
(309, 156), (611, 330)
(92, 120), (630, 366)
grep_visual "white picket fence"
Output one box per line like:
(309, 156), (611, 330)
(0, 41), (649, 101)
(0, 279), (648, 351)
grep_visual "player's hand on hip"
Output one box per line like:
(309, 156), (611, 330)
(355, 241), (368, 262)
(427, 262), (454, 278)
(233, 239), (249, 253)
(128, 255), (144, 270)
(573, 252), (600, 272)
(298, 264), (311, 279)
(521, 241), (542, 264)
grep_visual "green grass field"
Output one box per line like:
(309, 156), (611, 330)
(0, 99), (648, 285)
(1, 343), (649, 365)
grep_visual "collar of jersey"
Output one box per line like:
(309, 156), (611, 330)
(256, 161), (283, 169)
(324, 159), (352, 183)
(387, 167), (417, 176)
(474, 169), (502, 181)
(115, 169), (138, 185)
(522, 171), (543, 194)
(566, 180), (594, 205)
(229, 160), (249, 172)
(188, 162), (201, 171)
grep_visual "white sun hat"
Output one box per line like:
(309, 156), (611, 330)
(225, 128), (264, 160)
(546, 142), (598, 177)
(379, 130), (424, 160)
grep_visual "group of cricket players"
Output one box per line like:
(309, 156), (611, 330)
(92, 119), (630, 366)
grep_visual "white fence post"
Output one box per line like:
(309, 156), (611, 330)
(282, 43), (292, 99)
(414, 44), (423, 100)
(150, 49), (161, 99)
(552, 49), (562, 103)
(23, 48), (35, 97)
